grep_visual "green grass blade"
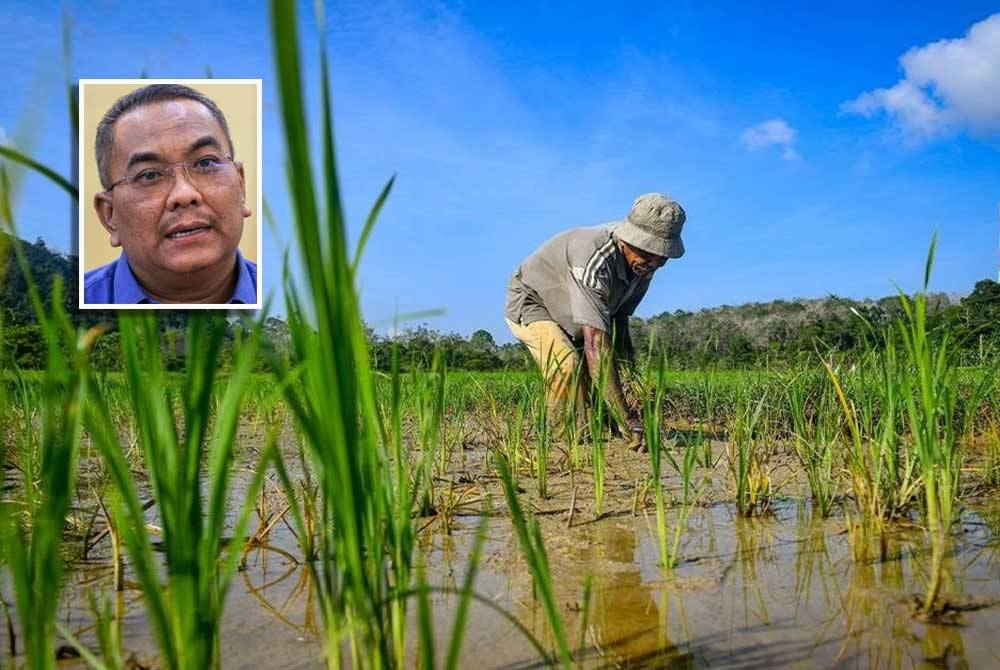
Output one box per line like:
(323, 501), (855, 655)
(351, 175), (395, 278)
(0, 145), (78, 198)
(495, 454), (571, 667)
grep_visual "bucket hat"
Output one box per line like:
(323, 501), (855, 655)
(614, 193), (685, 259)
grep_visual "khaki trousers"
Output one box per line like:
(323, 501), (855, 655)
(505, 318), (589, 428)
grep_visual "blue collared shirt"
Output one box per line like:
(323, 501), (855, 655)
(84, 251), (257, 305)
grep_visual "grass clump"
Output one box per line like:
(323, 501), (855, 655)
(894, 238), (988, 616)
(787, 370), (838, 518)
(0, 225), (98, 669)
(84, 313), (267, 670)
(266, 2), (475, 666)
(495, 454), (572, 667)
(644, 354), (702, 569)
(726, 381), (774, 517)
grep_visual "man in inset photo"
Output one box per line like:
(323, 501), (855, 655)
(82, 81), (260, 306)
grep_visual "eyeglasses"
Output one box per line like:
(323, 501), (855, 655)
(104, 155), (240, 195)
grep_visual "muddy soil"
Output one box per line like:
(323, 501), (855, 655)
(47, 433), (1000, 668)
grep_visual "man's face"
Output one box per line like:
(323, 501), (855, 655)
(94, 98), (251, 290)
(620, 241), (668, 278)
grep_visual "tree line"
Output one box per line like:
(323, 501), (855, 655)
(2, 234), (998, 371)
(630, 284), (1000, 369)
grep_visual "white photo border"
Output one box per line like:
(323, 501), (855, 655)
(77, 78), (263, 311)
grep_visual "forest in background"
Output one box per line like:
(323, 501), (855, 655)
(3, 233), (998, 371)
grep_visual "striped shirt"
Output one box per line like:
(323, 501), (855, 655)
(504, 224), (650, 341)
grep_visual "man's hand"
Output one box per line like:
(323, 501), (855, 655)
(582, 325), (648, 451)
(625, 413), (646, 452)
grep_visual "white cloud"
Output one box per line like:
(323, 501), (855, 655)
(781, 146), (801, 162)
(740, 118), (800, 161)
(842, 13), (1000, 141)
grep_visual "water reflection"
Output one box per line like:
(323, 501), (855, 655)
(793, 509), (836, 616)
(43, 485), (1000, 669)
(728, 514), (772, 628)
(585, 521), (694, 668)
(240, 545), (317, 638)
(825, 518), (971, 669)
(916, 623), (968, 669)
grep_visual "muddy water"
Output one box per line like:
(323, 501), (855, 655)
(51, 453), (1000, 669)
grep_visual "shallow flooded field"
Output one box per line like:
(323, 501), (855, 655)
(51, 436), (1000, 669)
(5, 4), (1000, 668)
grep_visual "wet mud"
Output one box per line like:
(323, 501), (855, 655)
(49, 438), (1000, 668)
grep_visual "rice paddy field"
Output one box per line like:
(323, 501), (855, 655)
(3, 3), (1000, 669)
(4, 355), (1000, 670)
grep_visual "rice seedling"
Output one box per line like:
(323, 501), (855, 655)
(561, 361), (587, 470)
(477, 374), (530, 484)
(268, 0), (400, 659)
(588, 366), (608, 517)
(697, 367), (720, 468)
(983, 418), (1000, 489)
(243, 377), (279, 438)
(0, 251), (97, 669)
(835, 326), (919, 522)
(264, 3), (511, 666)
(507, 389), (531, 483)
(979, 383), (1000, 488)
(663, 443), (702, 570)
(440, 378), (469, 475)
(495, 454), (572, 667)
(725, 381), (774, 517)
(639, 357), (681, 561)
(787, 370), (838, 517)
(590, 408), (607, 518)
(389, 349), (434, 666)
(83, 313), (268, 669)
(633, 353), (701, 572)
(647, 437), (702, 571)
(0, 151), (103, 665)
(91, 590), (126, 670)
(644, 358), (671, 568)
(893, 238), (989, 616)
(414, 353), (447, 515)
(532, 392), (551, 499)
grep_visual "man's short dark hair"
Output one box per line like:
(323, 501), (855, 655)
(95, 84), (235, 190)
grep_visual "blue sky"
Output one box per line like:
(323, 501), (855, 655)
(1, 1), (998, 341)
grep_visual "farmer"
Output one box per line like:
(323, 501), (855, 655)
(504, 193), (685, 450)
(84, 84), (256, 305)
